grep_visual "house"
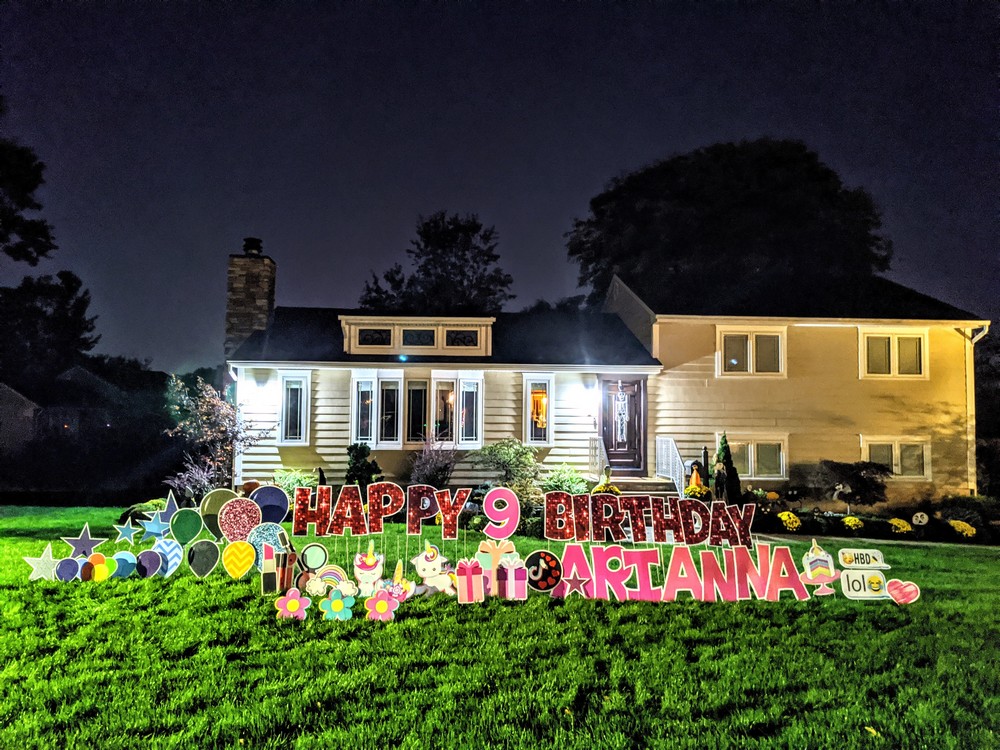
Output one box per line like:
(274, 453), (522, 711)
(226, 239), (990, 505)
(0, 383), (39, 456)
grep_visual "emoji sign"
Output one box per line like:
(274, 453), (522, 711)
(840, 570), (890, 600)
(838, 549), (890, 570)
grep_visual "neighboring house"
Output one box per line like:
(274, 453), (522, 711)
(226, 240), (990, 504)
(0, 383), (39, 456)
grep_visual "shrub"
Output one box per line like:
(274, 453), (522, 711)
(345, 443), (383, 493)
(473, 438), (540, 487)
(163, 453), (223, 501)
(948, 519), (977, 539)
(467, 514), (490, 535)
(117, 498), (167, 526)
(778, 511), (801, 531)
(541, 464), (589, 495)
(842, 516), (864, 532)
(273, 468), (318, 499)
(684, 484), (711, 500)
(888, 517), (912, 534)
(409, 441), (458, 488)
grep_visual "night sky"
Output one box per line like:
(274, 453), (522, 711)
(2, 3), (995, 373)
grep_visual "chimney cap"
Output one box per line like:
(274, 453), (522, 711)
(242, 237), (263, 256)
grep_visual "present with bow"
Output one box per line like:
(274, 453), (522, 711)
(477, 539), (516, 597)
(455, 559), (486, 604)
(496, 558), (529, 600)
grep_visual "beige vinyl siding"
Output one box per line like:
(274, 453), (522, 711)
(237, 366), (599, 488)
(647, 321), (975, 502)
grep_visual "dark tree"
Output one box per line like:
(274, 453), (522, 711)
(360, 211), (514, 315)
(566, 138), (893, 304)
(0, 96), (57, 267)
(0, 271), (99, 390)
(714, 432), (742, 505)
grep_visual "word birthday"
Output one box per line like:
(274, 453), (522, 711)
(25, 484), (922, 625)
(292, 483), (755, 548)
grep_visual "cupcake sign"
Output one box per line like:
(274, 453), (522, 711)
(23, 485), (922, 621)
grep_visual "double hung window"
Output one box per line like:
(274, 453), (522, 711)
(278, 371), (310, 445)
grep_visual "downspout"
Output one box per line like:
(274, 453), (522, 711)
(965, 324), (990, 495)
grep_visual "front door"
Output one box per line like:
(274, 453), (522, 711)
(600, 378), (646, 476)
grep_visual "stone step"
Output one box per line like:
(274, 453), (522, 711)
(611, 476), (678, 494)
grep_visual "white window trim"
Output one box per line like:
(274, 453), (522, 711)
(277, 370), (311, 446)
(431, 370), (484, 449)
(350, 369), (404, 449)
(716, 432), (788, 480)
(861, 435), (932, 481)
(523, 372), (556, 447)
(858, 328), (929, 380)
(715, 326), (787, 378)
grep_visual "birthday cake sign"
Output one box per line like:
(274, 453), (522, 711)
(23, 485), (922, 621)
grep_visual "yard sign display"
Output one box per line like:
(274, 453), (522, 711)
(23, 484), (921, 619)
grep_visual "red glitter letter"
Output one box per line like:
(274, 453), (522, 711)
(292, 485), (331, 537)
(366, 482), (405, 534)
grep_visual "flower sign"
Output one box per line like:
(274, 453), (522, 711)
(23, 484), (921, 622)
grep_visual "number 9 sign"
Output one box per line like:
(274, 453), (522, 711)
(482, 487), (521, 540)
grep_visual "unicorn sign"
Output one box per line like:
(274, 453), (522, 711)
(23, 485), (922, 622)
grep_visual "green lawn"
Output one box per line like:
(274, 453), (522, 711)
(1, 505), (998, 749)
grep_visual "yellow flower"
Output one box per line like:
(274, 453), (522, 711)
(842, 516), (864, 531)
(683, 484), (711, 499)
(778, 511), (800, 531)
(948, 519), (976, 538)
(888, 518), (912, 534)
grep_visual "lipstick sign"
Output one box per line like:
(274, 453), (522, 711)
(23, 485), (922, 617)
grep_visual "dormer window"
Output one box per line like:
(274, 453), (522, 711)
(341, 315), (494, 357)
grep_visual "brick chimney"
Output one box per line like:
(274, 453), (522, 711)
(225, 237), (276, 360)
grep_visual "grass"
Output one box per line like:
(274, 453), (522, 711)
(1, 505), (998, 749)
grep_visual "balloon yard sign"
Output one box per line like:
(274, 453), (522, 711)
(23, 484), (922, 621)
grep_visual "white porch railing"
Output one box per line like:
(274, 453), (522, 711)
(588, 436), (610, 481)
(655, 436), (685, 493)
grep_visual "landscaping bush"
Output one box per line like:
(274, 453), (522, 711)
(273, 467), (318, 499)
(473, 438), (543, 503)
(117, 497), (167, 526)
(345, 443), (384, 493)
(409, 441), (458, 488)
(540, 463), (588, 495)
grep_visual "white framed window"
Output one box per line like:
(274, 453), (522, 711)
(278, 370), (310, 445)
(716, 327), (786, 377)
(523, 373), (555, 447)
(431, 370), (484, 448)
(351, 369), (403, 449)
(717, 433), (787, 479)
(862, 436), (931, 480)
(405, 380), (429, 444)
(859, 329), (928, 379)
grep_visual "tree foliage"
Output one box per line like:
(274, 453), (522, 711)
(566, 138), (893, 304)
(0, 96), (57, 267)
(0, 270), (99, 390)
(360, 211), (514, 315)
(164, 375), (269, 495)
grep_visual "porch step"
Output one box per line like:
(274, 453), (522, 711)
(611, 476), (678, 495)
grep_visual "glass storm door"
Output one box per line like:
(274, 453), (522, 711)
(600, 378), (645, 475)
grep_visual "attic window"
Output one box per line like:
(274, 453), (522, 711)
(446, 329), (479, 347)
(358, 328), (392, 347)
(339, 316), (494, 356)
(402, 329), (435, 347)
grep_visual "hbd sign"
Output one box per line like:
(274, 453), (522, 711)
(24, 485), (921, 620)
